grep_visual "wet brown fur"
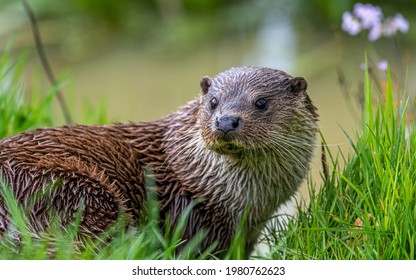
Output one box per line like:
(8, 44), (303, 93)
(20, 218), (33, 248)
(0, 67), (318, 257)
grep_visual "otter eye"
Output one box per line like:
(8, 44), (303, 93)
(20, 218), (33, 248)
(210, 97), (218, 110)
(255, 98), (267, 110)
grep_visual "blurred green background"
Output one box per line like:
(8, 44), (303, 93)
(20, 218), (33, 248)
(0, 0), (415, 194)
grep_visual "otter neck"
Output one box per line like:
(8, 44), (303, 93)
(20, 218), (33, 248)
(163, 105), (305, 229)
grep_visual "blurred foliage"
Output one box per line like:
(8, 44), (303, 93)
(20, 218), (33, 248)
(1, 0), (414, 69)
(0, 51), (54, 138)
(0, 0), (250, 31)
(0, 0), (263, 60)
(2, 0), (414, 35)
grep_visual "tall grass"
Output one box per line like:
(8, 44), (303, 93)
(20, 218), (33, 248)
(0, 51), (55, 138)
(266, 64), (415, 260)
(0, 176), (216, 260)
(0, 51), (415, 259)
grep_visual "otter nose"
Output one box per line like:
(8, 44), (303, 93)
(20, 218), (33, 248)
(215, 115), (241, 133)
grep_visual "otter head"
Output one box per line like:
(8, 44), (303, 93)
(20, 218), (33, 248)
(198, 67), (318, 158)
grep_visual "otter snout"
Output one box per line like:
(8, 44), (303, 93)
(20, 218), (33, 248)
(215, 115), (241, 134)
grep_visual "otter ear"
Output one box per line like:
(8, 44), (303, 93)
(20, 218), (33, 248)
(286, 77), (307, 94)
(200, 76), (212, 95)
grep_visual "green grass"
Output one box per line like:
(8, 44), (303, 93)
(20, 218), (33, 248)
(0, 51), (55, 139)
(265, 63), (416, 260)
(0, 51), (415, 260)
(0, 174), (216, 260)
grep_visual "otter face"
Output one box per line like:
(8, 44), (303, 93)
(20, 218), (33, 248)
(198, 67), (317, 157)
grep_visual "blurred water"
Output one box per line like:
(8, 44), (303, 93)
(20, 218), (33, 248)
(245, 15), (296, 71)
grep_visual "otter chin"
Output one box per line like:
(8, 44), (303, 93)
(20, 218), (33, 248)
(0, 66), (318, 258)
(209, 141), (245, 156)
(207, 128), (246, 156)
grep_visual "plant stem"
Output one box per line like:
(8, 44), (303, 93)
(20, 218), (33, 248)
(21, 0), (72, 124)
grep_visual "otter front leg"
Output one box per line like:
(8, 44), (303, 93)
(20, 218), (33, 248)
(0, 157), (129, 240)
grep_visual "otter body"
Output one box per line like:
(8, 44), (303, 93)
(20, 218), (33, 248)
(0, 67), (318, 257)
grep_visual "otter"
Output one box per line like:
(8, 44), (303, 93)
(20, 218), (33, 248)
(0, 67), (318, 257)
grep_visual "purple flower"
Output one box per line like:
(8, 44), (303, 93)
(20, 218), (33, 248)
(342, 12), (361, 35)
(368, 22), (382, 41)
(377, 60), (388, 71)
(384, 13), (409, 36)
(359, 60), (388, 71)
(341, 3), (410, 41)
(353, 3), (383, 29)
(394, 14), (410, 33)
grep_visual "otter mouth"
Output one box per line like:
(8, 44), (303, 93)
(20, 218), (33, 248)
(210, 141), (245, 156)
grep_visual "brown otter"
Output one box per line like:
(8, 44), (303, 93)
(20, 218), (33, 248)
(0, 67), (318, 257)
